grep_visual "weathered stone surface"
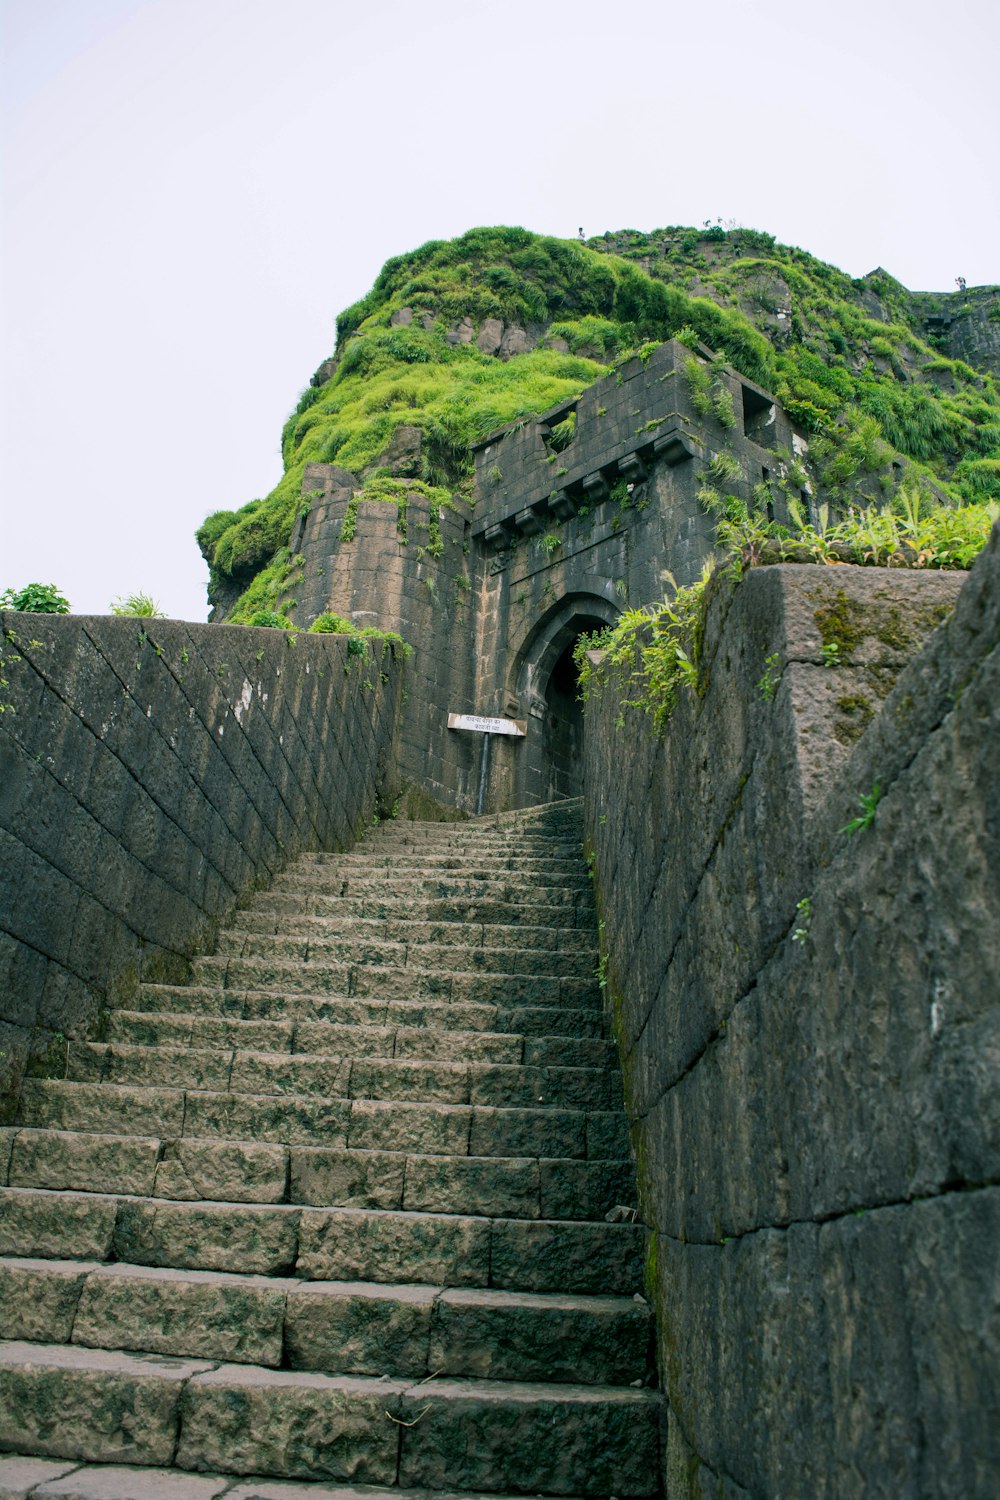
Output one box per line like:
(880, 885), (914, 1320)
(297, 1208), (490, 1287)
(292, 1022), (394, 1057)
(396, 1378), (662, 1496)
(0, 1128), (14, 1185)
(584, 534), (1000, 1495)
(0, 1257), (94, 1343)
(403, 1155), (539, 1218)
(290, 1149), (404, 1210)
(182, 1090), (350, 1147)
(9, 1129), (160, 1197)
(468, 1105), (584, 1159)
(72, 1264), (286, 1365)
(489, 1218), (645, 1295)
(0, 1455), (78, 1500)
(0, 1187), (117, 1261)
(347, 1100), (471, 1155)
(16, 1080), (184, 1137)
(152, 1138), (288, 1203)
(0, 1341), (212, 1464)
(476, 318), (503, 354)
(0, 616), (402, 1126)
(176, 1366), (408, 1481)
(112, 1199), (298, 1275)
(538, 1158), (634, 1221)
(349, 1059), (469, 1105)
(34, 1463), (233, 1498)
(285, 1280), (435, 1376)
(429, 1287), (650, 1385)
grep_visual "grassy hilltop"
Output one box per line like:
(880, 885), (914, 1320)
(197, 224), (1000, 622)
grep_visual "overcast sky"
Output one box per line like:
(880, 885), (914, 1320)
(2, 0), (998, 621)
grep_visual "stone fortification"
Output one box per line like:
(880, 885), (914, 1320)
(581, 532), (999, 1496)
(0, 616), (402, 1115)
(284, 339), (810, 811)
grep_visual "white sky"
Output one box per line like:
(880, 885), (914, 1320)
(2, 0), (998, 621)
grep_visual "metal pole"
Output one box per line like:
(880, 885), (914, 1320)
(476, 732), (491, 816)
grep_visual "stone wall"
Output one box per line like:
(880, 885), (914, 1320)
(913, 283), (1000, 380)
(284, 470), (478, 813)
(0, 615), (403, 1116)
(581, 540), (997, 1497)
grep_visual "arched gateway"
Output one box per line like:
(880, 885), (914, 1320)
(507, 595), (620, 806)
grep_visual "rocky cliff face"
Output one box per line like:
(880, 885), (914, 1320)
(196, 226), (1000, 627)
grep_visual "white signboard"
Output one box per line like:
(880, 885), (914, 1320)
(448, 712), (527, 737)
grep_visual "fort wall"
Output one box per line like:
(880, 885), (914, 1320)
(582, 538), (998, 1496)
(0, 616), (402, 1115)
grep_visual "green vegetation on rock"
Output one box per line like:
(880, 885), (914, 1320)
(198, 223), (1000, 622)
(576, 491), (996, 734)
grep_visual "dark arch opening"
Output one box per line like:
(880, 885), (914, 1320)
(507, 594), (621, 809)
(541, 617), (606, 801)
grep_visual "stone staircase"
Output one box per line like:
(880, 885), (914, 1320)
(0, 799), (662, 1500)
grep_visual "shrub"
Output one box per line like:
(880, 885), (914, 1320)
(247, 610), (294, 629)
(308, 612), (356, 633)
(1, 583), (70, 613)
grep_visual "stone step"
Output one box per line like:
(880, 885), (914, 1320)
(228, 912), (595, 952)
(188, 956), (602, 1010)
(16, 1083), (628, 1160)
(361, 819), (581, 840)
(60, 1045), (617, 1111)
(252, 891), (592, 924)
(294, 850), (589, 877)
(272, 868), (593, 897)
(212, 931), (597, 979)
(0, 1340), (661, 1495)
(0, 1256), (651, 1385)
(6, 1127), (632, 1219)
(107, 1011), (614, 1069)
(135, 986), (605, 1038)
(0, 1457), (593, 1500)
(0, 1189), (646, 1293)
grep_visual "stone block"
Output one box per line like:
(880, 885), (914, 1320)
(396, 1378), (662, 1497)
(290, 1148), (405, 1210)
(296, 1208), (490, 1287)
(468, 1105), (584, 1160)
(347, 1100), (471, 1155)
(73, 1264), (286, 1366)
(112, 1199), (298, 1276)
(0, 1187), (117, 1261)
(182, 1090), (350, 1147)
(489, 1218), (645, 1296)
(229, 1052), (352, 1098)
(0, 1256), (94, 1342)
(429, 1286), (650, 1385)
(152, 1138), (288, 1203)
(8, 1129), (160, 1197)
(403, 1154), (539, 1218)
(176, 1365), (408, 1482)
(17, 1081), (184, 1138)
(539, 1158), (634, 1221)
(0, 1341), (212, 1465)
(33, 1464), (233, 1498)
(285, 1280), (435, 1376)
(0, 1455), (78, 1500)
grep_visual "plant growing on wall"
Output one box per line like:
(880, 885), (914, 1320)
(1, 583), (70, 613)
(110, 592), (165, 617)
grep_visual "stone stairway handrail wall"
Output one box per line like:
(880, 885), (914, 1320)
(581, 533), (1000, 1497)
(0, 615), (403, 1115)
